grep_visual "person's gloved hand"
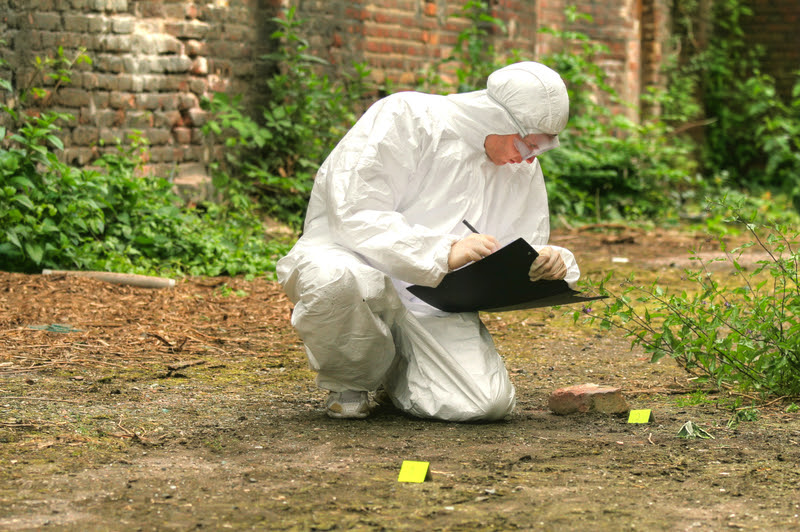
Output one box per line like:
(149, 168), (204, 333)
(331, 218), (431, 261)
(448, 234), (500, 270)
(529, 246), (567, 282)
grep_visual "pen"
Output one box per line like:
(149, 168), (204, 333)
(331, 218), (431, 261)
(462, 219), (479, 234)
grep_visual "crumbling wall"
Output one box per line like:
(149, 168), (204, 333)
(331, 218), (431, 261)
(0, 0), (279, 191)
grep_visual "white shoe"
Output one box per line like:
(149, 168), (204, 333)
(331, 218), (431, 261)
(326, 390), (370, 419)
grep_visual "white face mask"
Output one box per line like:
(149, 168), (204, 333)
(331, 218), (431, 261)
(513, 134), (561, 159)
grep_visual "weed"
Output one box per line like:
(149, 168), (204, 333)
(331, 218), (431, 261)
(580, 197), (800, 397)
(0, 46), (290, 276)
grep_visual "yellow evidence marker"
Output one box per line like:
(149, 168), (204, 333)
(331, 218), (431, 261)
(398, 460), (430, 483)
(628, 409), (654, 423)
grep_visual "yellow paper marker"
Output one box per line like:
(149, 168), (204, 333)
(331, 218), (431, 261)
(398, 460), (430, 483)
(628, 409), (653, 423)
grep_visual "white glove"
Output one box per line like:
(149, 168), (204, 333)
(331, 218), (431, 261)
(529, 246), (567, 282)
(448, 233), (500, 270)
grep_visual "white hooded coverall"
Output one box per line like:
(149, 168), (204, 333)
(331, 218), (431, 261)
(276, 62), (580, 422)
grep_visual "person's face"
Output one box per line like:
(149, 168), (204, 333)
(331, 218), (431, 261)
(483, 133), (542, 165)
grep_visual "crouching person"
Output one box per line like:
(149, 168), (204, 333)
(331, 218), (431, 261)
(277, 62), (580, 422)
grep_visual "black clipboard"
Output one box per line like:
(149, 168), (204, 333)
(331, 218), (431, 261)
(407, 238), (605, 313)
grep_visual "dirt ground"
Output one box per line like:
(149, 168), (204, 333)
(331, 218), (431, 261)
(1, 226), (799, 531)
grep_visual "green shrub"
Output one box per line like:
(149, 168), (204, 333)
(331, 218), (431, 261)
(537, 7), (699, 222)
(580, 197), (800, 396)
(202, 6), (370, 229)
(0, 47), (289, 277)
(675, 0), (800, 209)
(416, 0), (520, 94)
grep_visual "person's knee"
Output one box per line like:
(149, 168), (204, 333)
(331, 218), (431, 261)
(295, 262), (363, 317)
(458, 386), (515, 422)
(406, 382), (515, 422)
(477, 391), (516, 421)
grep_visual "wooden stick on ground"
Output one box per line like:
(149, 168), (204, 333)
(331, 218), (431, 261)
(42, 270), (176, 289)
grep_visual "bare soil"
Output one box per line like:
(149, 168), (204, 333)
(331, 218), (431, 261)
(1, 226), (799, 531)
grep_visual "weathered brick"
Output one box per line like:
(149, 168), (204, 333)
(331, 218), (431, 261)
(90, 0), (128, 13)
(32, 12), (61, 31)
(116, 73), (144, 92)
(56, 87), (91, 107)
(134, 2), (163, 17)
(172, 127), (192, 145)
(548, 384), (630, 415)
(111, 16), (135, 34)
(125, 110), (152, 128)
(100, 34), (135, 53)
(98, 128), (123, 145)
(135, 93), (162, 110)
(185, 107), (206, 126)
(90, 108), (121, 128)
(63, 147), (96, 166)
(185, 39), (206, 57)
(78, 72), (99, 89)
(172, 168), (213, 201)
(164, 20), (209, 40)
(162, 56), (193, 74)
(86, 14), (110, 33)
(141, 75), (165, 92)
(147, 146), (174, 163)
(24, 0), (56, 10)
(52, 32), (84, 48)
(144, 127), (172, 145)
(153, 110), (183, 128)
(90, 92), (110, 109)
(188, 78), (206, 94)
(120, 57), (143, 75)
(63, 14), (90, 32)
(221, 23), (253, 42)
(72, 126), (99, 146)
(108, 91), (134, 109)
(190, 57), (207, 75)
(161, 76), (187, 92)
(156, 35), (183, 55)
(92, 73), (119, 90)
(185, 3), (200, 20)
(189, 129), (204, 145)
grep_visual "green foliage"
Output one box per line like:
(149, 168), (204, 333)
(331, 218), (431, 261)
(414, 5), (697, 221)
(202, 6), (370, 229)
(675, 0), (800, 209)
(579, 198), (800, 397)
(417, 0), (519, 93)
(538, 8), (699, 222)
(673, 390), (715, 408)
(727, 407), (759, 430)
(1, 47), (289, 277)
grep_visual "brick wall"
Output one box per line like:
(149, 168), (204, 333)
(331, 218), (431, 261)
(0, 0), (280, 191)
(0, 0), (668, 186)
(741, 0), (800, 100)
(298, 0), (670, 122)
(1, 0), (794, 188)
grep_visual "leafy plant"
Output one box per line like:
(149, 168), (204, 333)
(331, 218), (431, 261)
(579, 197), (800, 397)
(0, 47), (290, 277)
(417, 0), (520, 93)
(538, 8), (699, 222)
(727, 407), (759, 430)
(674, 0), (800, 210)
(202, 6), (371, 229)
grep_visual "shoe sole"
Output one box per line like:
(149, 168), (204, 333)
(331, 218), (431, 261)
(326, 409), (369, 419)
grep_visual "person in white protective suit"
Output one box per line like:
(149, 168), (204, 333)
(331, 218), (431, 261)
(276, 61), (580, 422)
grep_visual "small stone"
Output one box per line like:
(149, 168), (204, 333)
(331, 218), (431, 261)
(548, 383), (629, 415)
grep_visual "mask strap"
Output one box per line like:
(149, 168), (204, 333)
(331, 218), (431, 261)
(487, 92), (528, 138)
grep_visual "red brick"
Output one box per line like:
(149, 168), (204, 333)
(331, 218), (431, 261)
(548, 384), (629, 415)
